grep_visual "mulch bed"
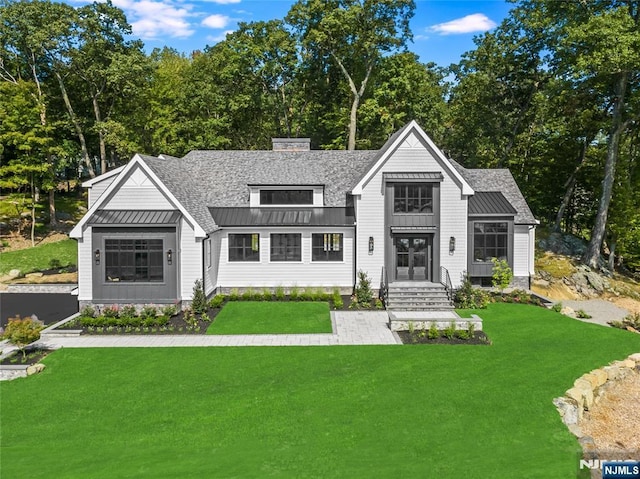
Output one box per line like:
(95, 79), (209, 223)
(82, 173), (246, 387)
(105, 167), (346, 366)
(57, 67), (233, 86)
(50, 294), (389, 336)
(1, 346), (53, 366)
(397, 331), (491, 345)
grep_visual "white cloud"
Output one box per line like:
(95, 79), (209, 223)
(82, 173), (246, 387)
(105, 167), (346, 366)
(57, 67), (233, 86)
(199, 0), (240, 3)
(428, 13), (497, 35)
(201, 14), (230, 29)
(112, 0), (195, 39)
(206, 30), (234, 43)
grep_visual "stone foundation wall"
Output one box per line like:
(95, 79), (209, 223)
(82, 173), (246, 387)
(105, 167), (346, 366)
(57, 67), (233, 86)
(553, 353), (640, 468)
(511, 276), (531, 289)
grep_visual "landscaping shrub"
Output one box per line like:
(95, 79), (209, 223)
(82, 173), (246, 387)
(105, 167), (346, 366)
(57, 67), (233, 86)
(241, 288), (254, 301)
(120, 305), (137, 320)
(301, 287), (314, 301)
(208, 294), (226, 309)
(609, 312), (640, 331)
(428, 323), (439, 339)
(551, 302), (563, 313)
(275, 286), (285, 301)
(290, 286), (300, 301)
(350, 270), (375, 309)
(454, 274), (489, 309)
(80, 305), (96, 318)
(331, 288), (344, 309)
(491, 258), (513, 291)
(443, 322), (456, 340)
(102, 305), (119, 319)
(161, 304), (178, 317)
(229, 288), (240, 301)
(192, 279), (207, 313)
(2, 315), (45, 359)
(576, 309), (592, 319)
(261, 288), (272, 301)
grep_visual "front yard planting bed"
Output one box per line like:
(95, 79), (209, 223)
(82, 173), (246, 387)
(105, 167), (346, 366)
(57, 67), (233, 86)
(397, 330), (491, 345)
(206, 301), (332, 335)
(0, 346), (52, 366)
(3, 304), (640, 478)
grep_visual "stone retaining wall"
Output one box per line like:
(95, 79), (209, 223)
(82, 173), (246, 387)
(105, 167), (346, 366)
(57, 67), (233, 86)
(553, 353), (640, 471)
(6, 283), (77, 294)
(389, 317), (483, 332)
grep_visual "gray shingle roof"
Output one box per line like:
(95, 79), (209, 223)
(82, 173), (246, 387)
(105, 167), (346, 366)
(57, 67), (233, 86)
(450, 159), (537, 224)
(143, 151), (376, 233)
(135, 143), (536, 233)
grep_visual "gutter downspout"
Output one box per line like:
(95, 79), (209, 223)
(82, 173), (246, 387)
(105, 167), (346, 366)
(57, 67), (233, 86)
(202, 234), (210, 298)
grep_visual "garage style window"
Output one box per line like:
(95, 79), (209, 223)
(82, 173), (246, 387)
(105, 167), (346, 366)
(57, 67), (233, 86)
(473, 222), (508, 262)
(270, 233), (302, 261)
(260, 190), (313, 205)
(229, 234), (260, 262)
(394, 184), (433, 213)
(312, 233), (343, 261)
(105, 239), (163, 282)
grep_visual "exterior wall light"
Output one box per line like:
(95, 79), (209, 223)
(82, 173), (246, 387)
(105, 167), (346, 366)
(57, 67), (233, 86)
(94, 249), (100, 265)
(167, 249), (173, 265)
(368, 236), (374, 255)
(449, 236), (456, 254)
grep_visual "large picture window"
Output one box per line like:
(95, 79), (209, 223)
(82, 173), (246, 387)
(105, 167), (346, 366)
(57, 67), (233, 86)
(260, 190), (313, 205)
(473, 222), (508, 262)
(229, 234), (260, 262)
(270, 233), (302, 261)
(394, 184), (433, 213)
(105, 239), (163, 282)
(312, 233), (343, 262)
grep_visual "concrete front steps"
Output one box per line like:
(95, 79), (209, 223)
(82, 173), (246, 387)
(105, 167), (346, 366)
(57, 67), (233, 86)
(388, 310), (483, 332)
(386, 282), (454, 311)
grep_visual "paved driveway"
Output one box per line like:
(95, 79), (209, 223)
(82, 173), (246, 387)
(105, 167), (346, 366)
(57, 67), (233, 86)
(0, 293), (78, 328)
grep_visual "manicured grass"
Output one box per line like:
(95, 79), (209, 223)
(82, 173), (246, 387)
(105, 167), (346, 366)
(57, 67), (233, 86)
(206, 301), (333, 334)
(2, 304), (639, 478)
(0, 239), (77, 275)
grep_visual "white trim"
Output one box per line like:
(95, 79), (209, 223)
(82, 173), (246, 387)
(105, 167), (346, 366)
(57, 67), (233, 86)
(351, 120), (474, 196)
(309, 232), (345, 264)
(71, 155), (206, 239)
(81, 165), (125, 187)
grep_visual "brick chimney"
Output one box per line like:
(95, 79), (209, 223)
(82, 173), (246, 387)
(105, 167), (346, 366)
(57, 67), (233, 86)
(271, 138), (311, 151)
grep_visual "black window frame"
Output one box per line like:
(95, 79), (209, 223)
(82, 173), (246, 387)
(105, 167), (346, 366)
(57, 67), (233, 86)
(473, 222), (509, 263)
(393, 183), (433, 214)
(228, 233), (260, 262)
(312, 233), (343, 262)
(260, 189), (314, 205)
(104, 238), (164, 283)
(270, 233), (302, 262)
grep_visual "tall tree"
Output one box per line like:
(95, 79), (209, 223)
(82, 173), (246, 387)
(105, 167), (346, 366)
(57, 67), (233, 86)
(287, 0), (415, 150)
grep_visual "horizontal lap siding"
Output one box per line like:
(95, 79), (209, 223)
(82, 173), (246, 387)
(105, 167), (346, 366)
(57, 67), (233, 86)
(180, 219), (203, 300)
(77, 228), (92, 301)
(88, 176), (117, 208)
(357, 135), (467, 288)
(513, 225), (533, 277)
(216, 227), (354, 288)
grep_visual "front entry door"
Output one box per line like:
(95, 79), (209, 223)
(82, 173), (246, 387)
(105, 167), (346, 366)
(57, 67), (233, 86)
(395, 236), (432, 281)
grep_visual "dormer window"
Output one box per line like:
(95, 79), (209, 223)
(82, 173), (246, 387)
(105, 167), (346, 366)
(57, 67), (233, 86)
(260, 189), (314, 205)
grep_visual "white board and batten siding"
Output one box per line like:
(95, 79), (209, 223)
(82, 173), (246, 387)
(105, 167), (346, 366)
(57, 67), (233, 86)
(513, 224), (535, 277)
(215, 227), (354, 289)
(356, 131), (468, 288)
(101, 166), (173, 210)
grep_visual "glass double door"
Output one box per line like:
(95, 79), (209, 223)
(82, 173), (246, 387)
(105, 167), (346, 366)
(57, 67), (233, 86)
(395, 235), (432, 281)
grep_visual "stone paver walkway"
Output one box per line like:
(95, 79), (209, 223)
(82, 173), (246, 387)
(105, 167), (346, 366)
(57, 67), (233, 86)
(37, 311), (400, 349)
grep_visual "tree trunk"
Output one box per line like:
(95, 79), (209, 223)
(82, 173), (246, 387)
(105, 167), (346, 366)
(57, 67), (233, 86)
(55, 71), (96, 178)
(91, 94), (107, 174)
(348, 94), (360, 151)
(30, 174), (36, 247)
(554, 140), (588, 232)
(608, 237), (616, 272)
(583, 72), (628, 269)
(49, 188), (57, 228)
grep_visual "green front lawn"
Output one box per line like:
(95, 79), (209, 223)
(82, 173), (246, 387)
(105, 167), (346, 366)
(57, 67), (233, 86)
(0, 239), (77, 275)
(206, 301), (333, 334)
(2, 304), (639, 478)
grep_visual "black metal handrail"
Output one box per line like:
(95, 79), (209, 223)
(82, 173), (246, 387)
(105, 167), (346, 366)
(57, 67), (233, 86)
(379, 266), (389, 309)
(439, 266), (453, 301)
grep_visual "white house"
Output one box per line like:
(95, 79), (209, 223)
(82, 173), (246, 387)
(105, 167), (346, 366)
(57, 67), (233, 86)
(70, 121), (537, 307)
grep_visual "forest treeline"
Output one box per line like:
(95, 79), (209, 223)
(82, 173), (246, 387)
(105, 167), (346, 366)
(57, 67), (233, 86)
(0, 0), (638, 270)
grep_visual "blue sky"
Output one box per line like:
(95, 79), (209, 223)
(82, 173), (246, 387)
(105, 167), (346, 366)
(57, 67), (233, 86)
(71, 0), (513, 67)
